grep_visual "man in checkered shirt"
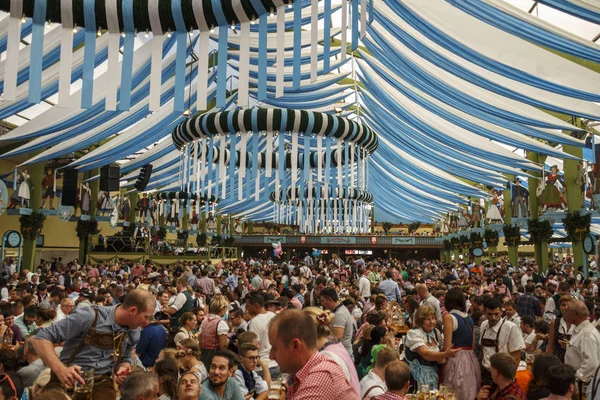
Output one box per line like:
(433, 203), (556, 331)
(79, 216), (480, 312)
(268, 309), (358, 400)
(515, 283), (542, 318)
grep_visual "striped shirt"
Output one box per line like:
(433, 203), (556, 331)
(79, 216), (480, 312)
(36, 305), (140, 375)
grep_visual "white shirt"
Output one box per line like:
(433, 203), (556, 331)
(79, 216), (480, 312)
(54, 307), (68, 323)
(170, 292), (187, 312)
(360, 369), (387, 398)
(479, 318), (525, 370)
(565, 320), (600, 383)
(521, 274), (532, 288)
(248, 312), (278, 369)
(545, 296), (557, 315)
(358, 276), (371, 299)
(507, 313), (521, 330)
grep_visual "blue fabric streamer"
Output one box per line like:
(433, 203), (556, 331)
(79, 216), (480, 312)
(293, 0), (302, 89)
(217, 27), (229, 107)
(207, 135), (214, 208)
(358, 66), (580, 159)
(448, 0), (600, 64)
(119, 0), (135, 111)
(210, 0), (229, 26)
(0, 30), (85, 94)
(366, 15), (600, 121)
(351, 0), (359, 50)
(344, 140), (349, 188)
(248, 0), (267, 16)
(258, 14), (268, 101)
(389, 1), (600, 102)
(325, 137), (331, 192)
(28, 0), (47, 103)
(171, 0), (187, 113)
(229, 133), (237, 195)
(81, 0), (96, 109)
(279, 135), (286, 202)
(252, 132), (259, 192)
(323, 0), (332, 73)
(538, 0), (600, 25)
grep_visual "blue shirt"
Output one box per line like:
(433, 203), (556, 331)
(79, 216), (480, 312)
(36, 305), (140, 375)
(199, 378), (243, 400)
(136, 323), (167, 368)
(223, 274), (239, 291)
(379, 279), (402, 302)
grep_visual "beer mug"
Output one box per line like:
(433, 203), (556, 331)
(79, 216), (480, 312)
(73, 368), (94, 400)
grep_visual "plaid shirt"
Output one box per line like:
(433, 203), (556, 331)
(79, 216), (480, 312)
(516, 294), (542, 318)
(492, 380), (525, 400)
(288, 352), (357, 400)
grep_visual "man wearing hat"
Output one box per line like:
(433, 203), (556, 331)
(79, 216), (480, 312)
(15, 306), (37, 339)
(512, 179), (529, 218)
(75, 288), (94, 309)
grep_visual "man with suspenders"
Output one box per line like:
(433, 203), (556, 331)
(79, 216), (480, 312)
(479, 297), (525, 388)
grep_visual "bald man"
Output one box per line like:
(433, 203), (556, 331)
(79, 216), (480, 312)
(563, 300), (600, 384)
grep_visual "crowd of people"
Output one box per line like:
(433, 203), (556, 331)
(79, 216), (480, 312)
(0, 253), (598, 400)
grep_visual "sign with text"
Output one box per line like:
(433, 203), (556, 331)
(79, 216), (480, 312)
(264, 236), (287, 244)
(370, 237), (378, 245)
(392, 237), (416, 245)
(345, 249), (373, 255)
(321, 236), (357, 245)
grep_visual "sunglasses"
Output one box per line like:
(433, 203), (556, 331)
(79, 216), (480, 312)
(0, 373), (17, 399)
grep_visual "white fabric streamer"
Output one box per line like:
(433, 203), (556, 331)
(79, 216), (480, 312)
(219, 134), (226, 198)
(194, 139), (200, 198)
(200, 138), (207, 195)
(360, 0), (367, 38)
(266, 130), (273, 177)
(238, 21), (251, 107)
(337, 139), (342, 193)
(255, 153), (261, 201)
(193, 0), (210, 110)
(341, 0), (347, 61)
(105, 0), (121, 111)
(58, 0), (74, 107)
(276, 5), (285, 98)
(317, 134), (323, 182)
(310, 0), (318, 82)
(291, 131), (298, 200)
(148, 0), (163, 112)
(4, 0), (23, 101)
(350, 142), (355, 187)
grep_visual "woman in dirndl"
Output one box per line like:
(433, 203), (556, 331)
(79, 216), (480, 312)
(442, 288), (480, 400)
(404, 305), (459, 391)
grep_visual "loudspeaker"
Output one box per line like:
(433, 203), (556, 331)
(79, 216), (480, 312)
(134, 164), (153, 192)
(62, 168), (78, 206)
(100, 165), (120, 192)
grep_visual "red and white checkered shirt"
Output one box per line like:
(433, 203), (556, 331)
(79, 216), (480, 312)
(287, 352), (358, 400)
(372, 392), (405, 400)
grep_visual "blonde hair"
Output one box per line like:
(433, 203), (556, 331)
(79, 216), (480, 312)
(558, 295), (575, 306)
(304, 307), (335, 338)
(178, 338), (201, 359)
(160, 348), (178, 361)
(361, 325), (375, 341)
(414, 305), (436, 328)
(209, 295), (229, 315)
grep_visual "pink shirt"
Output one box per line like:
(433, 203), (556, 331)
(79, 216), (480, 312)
(320, 342), (361, 398)
(288, 352), (358, 400)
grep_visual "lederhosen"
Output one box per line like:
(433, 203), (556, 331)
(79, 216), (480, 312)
(45, 308), (125, 399)
(480, 319), (506, 389)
